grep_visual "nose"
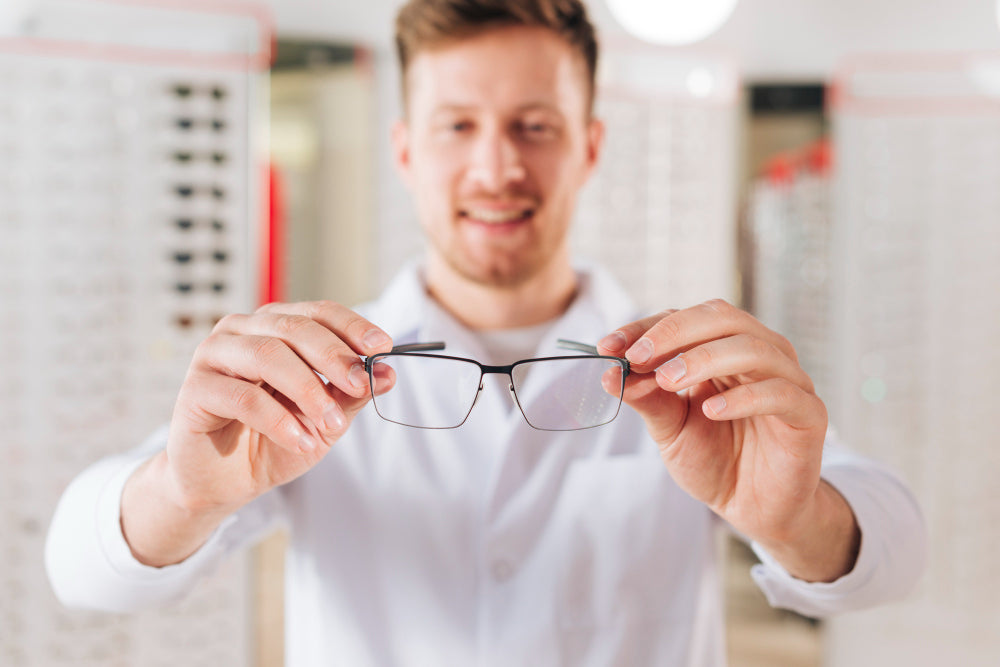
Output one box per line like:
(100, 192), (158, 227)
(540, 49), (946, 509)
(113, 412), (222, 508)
(466, 124), (525, 192)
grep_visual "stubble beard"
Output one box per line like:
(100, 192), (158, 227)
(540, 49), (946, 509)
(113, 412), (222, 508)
(442, 243), (543, 289)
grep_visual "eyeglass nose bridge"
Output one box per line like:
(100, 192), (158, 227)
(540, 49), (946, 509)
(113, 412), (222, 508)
(476, 365), (519, 398)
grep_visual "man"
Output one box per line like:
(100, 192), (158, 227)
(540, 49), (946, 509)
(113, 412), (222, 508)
(46, 1), (926, 664)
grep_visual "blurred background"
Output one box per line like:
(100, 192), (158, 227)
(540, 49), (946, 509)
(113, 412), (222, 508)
(2, 0), (999, 665)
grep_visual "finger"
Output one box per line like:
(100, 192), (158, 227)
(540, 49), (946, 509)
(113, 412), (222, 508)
(313, 361), (397, 425)
(601, 365), (688, 445)
(252, 301), (393, 356)
(213, 312), (371, 399)
(597, 309), (677, 356)
(370, 362), (396, 396)
(195, 332), (350, 435)
(700, 377), (827, 430)
(183, 372), (325, 455)
(602, 300), (799, 373)
(653, 334), (814, 394)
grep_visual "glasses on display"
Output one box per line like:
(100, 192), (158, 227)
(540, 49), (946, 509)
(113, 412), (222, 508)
(364, 339), (630, 431)
(170, 83), (229, 101)
(174, 117), (227, 132)
(173, 184), (227, 200)
(173, 218), (227, 232)
(172, 151), (229, 165)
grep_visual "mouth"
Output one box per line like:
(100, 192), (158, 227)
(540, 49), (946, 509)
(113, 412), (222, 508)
(459, 207), (535, 227)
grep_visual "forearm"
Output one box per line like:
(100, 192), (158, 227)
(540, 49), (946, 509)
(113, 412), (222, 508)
(121, 451), (241, 568)
(754, 480), (861, 583)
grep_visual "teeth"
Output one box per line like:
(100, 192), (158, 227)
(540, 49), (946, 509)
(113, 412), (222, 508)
(464, 209), (528, 224)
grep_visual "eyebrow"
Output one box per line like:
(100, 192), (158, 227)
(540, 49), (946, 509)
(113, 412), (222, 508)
(430, 102), (563, 116)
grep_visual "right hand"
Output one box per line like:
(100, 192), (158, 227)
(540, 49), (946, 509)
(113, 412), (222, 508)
(162, 301), (394, 514)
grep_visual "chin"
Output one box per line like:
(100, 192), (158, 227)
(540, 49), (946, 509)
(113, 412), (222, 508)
(454, 257), (540, 289)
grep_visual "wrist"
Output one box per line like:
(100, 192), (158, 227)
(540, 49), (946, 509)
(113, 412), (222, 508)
(754, 481), (861, 583)
(121, 452), (237, 567)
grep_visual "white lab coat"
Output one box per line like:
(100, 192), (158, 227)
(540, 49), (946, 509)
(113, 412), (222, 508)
(46, 262), (927, 666)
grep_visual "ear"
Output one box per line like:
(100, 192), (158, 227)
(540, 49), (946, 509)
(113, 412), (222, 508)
(582, 116), (605, 182)
(391, 119), (414, 189)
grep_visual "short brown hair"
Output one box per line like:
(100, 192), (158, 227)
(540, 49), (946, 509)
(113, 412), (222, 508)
(394, 0), (599, 111)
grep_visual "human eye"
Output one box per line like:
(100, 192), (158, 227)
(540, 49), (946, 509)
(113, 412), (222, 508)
(439, 118), (474, 135)
(517, 117), (559, 141)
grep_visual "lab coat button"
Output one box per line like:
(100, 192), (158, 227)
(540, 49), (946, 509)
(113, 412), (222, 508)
(490, 559), (514, 582)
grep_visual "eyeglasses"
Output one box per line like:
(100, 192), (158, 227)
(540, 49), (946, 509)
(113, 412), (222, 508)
(174, 117), (228, 132)
(364, 339), (630, 431)
(171, 83), (229, 101)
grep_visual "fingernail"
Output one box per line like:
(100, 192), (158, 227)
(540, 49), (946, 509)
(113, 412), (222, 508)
(363, 329), (391, 351)
(626, 338), (654, 364)
(298, 432), (319, 452)
(704, 394), (726, 416)
(657, 355), (686, 383)
(348, 363), (369, 390)
(323, 403), (346, 432)
(598, 331), (628, 353)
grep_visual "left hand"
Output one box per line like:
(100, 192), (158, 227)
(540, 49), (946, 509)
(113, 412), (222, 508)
(598, 299), (831, 549)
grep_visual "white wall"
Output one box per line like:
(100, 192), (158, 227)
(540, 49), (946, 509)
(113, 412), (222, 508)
(258, 0), (1000, 78)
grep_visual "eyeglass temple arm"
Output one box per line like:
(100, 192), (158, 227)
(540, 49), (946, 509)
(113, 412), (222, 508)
(389, 342), (446, 353)
(391, 340), (606, 355)
(556, 339), (600, 355)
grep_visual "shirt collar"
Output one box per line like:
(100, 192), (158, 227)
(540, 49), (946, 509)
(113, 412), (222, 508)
(368, 259), (641, 359)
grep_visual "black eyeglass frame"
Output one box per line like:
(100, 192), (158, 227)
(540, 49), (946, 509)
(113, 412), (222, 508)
(363, 338), (631, 431)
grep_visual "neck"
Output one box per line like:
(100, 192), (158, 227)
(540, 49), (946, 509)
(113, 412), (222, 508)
(425, 251), (577, 330)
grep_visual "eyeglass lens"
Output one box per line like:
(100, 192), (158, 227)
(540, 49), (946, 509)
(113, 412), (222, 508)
(511, 357), (625, 430)
(371, 354), (482, 428)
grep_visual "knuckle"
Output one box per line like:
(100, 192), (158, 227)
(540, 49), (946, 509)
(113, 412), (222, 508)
(618, 323), (645, 343)
(303, 300), (342, 321)
(301, 375), (329, 407)
(746, 383), (769, 411)
(266, 411), (298, 440)
(703, 299), (745, 327)
(773, 378), (799, 404)
(345, 313), (374, 340)
(193, 331), (225, 362)
(256, 301), (284, 314)
(773, 332), (799, 362)
(229, 383), (262, 415)
(653, 314), (682, 342)
(319, 342), (349, 369)
(274, 314), (312, 337)
(213, 313), (241, 332)
(688, 345), (712, 370)
(703, 298), (733, 315)
(746, 334), (772, 358)
(249, 336), (287, 366)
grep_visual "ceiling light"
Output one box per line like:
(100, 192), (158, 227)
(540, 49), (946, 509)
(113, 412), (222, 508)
(605, 0), (738, 46)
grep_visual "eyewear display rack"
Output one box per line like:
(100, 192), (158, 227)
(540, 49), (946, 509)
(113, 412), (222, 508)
(744, 141), (835, 404)
(574, 47), (740, 311)
(823, 54), (1000, 664)
(0, 1), (270, 665)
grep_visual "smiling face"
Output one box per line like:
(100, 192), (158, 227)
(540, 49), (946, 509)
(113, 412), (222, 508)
(393, 25), (603, 290)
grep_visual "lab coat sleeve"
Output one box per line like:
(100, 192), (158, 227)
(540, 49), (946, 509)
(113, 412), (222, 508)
(748, 429), (927, 618)
(45, 425), (286, 613)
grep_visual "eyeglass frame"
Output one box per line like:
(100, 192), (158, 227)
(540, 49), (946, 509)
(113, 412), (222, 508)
(363, 338), (631, 431)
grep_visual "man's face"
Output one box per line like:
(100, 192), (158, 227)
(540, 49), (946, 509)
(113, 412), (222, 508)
(393, 25), (603, 288)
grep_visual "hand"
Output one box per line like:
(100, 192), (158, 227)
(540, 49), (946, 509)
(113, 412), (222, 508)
(599, 299), (856, 580)
(164, 301), (395, 513)
(121, 302), (395, 567)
